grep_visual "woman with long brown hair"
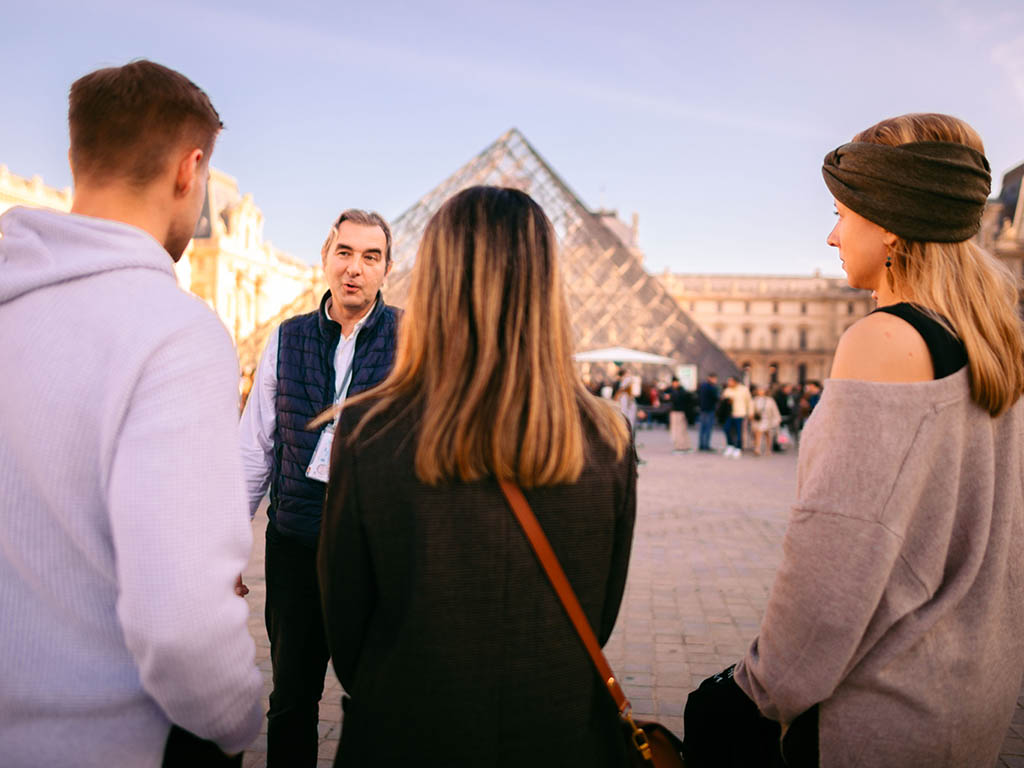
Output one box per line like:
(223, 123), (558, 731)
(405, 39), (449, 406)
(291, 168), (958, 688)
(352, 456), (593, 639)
(317, 186), (636, 767)
(686, 114), (1024, 767)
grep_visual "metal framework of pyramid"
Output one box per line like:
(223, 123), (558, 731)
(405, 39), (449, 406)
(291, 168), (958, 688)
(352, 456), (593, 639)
(383, 128), (738, 377)
(237, 128), (738, 378)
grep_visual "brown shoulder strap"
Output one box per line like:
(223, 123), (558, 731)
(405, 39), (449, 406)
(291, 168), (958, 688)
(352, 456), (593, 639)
(498, 479), (631, 715)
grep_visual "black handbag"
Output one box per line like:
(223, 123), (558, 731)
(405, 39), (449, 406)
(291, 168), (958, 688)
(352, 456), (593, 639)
(499, 480), (686, 767)
(682, 665), (818, 768)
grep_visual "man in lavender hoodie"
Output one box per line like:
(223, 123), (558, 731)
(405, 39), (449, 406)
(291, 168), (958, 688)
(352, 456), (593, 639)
(0, 61), (263, 767)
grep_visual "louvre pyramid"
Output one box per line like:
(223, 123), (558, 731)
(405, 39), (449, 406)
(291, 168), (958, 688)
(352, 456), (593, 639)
(238, 128), (738, 378)
(383, 128), (737, 376)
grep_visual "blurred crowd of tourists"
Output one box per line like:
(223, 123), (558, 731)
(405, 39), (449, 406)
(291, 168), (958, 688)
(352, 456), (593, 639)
(587, 369), (824, 458)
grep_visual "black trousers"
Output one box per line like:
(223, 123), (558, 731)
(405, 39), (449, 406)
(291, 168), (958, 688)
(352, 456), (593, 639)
(265, 520), (331, 767)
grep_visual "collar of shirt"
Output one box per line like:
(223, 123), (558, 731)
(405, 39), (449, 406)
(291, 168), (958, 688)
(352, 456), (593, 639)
(324, 296), (377, 342)
(328, 297), (378, 403)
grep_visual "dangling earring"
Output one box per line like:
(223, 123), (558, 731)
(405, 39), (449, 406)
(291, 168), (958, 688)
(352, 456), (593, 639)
(885, 254), (892, 268)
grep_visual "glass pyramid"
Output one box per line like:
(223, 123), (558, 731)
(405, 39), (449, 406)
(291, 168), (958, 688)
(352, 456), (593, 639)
(238, 128), (738, 379)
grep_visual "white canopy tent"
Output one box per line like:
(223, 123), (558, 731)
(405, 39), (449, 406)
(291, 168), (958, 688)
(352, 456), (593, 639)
(573, 346), (676, 366)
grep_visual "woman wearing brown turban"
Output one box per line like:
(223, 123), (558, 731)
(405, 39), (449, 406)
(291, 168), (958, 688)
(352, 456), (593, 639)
(687, 114), (1024, 767)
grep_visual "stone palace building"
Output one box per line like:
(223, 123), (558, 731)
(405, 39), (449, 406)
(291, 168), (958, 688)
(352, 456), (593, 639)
(4, 151), (1021, 386)
(0, 164), (319, 352)
(976, 161), (1024, 304)
(655, 159), (1023, 388)
(656, 271), (872, 387)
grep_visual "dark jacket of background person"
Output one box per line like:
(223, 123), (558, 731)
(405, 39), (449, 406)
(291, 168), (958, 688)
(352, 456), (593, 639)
(318, 400), (637, 768)
(697, 380), (719, 413)
(271, 291), (398, 545)
(772, 388), (794, 421)
(665, 384), (696, 425)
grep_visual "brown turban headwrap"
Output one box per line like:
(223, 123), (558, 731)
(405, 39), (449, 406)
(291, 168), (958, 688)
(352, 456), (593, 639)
(822, 141), (991, 242)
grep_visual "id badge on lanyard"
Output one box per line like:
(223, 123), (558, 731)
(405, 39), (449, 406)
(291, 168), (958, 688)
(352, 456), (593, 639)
(305, 354), (354, 483)
(304, 421), (335, 483)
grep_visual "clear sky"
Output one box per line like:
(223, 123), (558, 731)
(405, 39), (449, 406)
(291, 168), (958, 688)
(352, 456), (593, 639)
(3, 0), (1022, 276)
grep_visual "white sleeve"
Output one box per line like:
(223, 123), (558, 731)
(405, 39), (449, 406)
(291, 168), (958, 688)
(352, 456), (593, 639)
(239, 327), (279, 518)
(107, 313), (263, 753)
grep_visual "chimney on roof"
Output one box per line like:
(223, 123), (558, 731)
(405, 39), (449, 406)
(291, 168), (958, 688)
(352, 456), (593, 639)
(631, 212), (639, 247)
(1015, 179), (1024, 241)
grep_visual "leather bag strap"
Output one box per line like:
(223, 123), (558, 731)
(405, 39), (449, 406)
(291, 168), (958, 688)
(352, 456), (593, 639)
(498, 479), (631, 715)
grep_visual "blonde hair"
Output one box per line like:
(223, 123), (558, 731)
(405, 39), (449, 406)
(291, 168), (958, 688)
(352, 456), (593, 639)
(341, 186), (630, 486)
(854, 113), (1024, 416)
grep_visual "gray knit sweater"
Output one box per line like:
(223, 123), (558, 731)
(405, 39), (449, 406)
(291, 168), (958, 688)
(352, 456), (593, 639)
(735, 368), (1024, 767)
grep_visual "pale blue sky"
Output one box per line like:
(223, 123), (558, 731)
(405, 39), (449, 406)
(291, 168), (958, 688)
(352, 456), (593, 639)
(3, 0), (1023, 275)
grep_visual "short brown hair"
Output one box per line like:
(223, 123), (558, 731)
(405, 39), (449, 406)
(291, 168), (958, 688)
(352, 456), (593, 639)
(69, 60), (223, 187)
(320, 209), (393, 266)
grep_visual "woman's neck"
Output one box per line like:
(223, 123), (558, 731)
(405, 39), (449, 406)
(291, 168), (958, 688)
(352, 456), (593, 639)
(873, 278), (908, 308)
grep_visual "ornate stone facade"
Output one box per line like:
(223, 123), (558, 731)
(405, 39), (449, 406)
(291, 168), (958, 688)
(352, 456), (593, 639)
(0, 164), (72, 215)
(11, 150), (1015, 382)
(0, 164), (318, 351)
(977, 161), (1024, 303)
(184, 169), (319, 345)
(655, 160), (1024, 386)
(656, 271), (872, 386)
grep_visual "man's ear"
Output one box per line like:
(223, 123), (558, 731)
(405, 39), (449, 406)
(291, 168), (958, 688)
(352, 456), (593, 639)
(174, 148), (204, 198)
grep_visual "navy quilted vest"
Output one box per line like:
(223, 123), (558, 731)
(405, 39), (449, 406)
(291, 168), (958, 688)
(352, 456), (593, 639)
(270, 291), (399, 546)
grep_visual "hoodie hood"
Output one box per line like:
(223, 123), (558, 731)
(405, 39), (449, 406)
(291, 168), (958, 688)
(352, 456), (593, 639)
(0, 206), (174, 305)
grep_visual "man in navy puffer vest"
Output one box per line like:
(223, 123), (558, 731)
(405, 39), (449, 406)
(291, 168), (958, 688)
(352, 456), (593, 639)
(239, 209), (399, 767)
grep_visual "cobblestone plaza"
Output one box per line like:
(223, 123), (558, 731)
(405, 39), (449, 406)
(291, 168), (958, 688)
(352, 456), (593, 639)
(240, 426), (1024, 767)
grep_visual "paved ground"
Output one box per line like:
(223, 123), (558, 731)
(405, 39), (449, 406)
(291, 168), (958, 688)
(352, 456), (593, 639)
(239, 425), (1024, 767)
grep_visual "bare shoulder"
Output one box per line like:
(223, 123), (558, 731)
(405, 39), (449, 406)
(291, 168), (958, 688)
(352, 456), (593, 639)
(830, 312), (933, 383)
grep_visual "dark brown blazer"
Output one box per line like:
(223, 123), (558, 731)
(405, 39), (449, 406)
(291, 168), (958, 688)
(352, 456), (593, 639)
(318, 398), (637, 767)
